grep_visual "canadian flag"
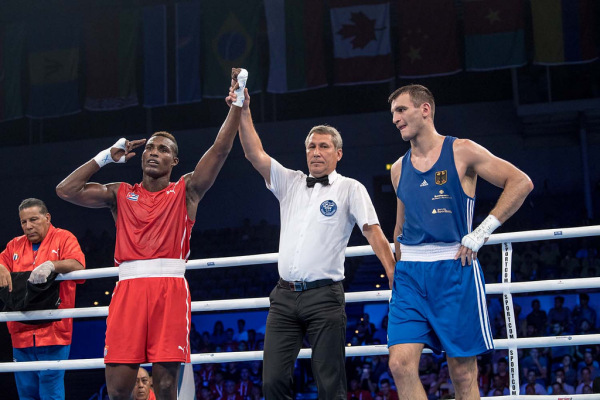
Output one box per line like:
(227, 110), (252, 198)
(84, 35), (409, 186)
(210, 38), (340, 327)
(329, 0), (394, 85)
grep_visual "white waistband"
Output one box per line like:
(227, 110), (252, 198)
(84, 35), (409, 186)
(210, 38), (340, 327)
(400, 242), (461, 262)
(118, 258), (186, 280)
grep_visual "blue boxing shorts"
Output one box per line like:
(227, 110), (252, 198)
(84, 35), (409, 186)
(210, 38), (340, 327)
(388, 242), (494, 357)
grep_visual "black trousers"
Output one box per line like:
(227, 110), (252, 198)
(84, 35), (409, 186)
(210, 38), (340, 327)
(262, 281), (347, 400)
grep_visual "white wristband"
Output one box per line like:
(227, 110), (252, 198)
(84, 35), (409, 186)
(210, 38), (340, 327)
(232, 69), (248, 107)
(461, 215), (501, 253)
(93, 138), (127, 168)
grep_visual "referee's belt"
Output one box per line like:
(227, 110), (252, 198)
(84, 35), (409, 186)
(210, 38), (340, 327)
(278, 277), (336, 292)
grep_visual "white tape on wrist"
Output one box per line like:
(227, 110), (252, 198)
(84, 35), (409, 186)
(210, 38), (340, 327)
(232, 69), (248, 107)
(461, 214), (501, 253)
(93, 138), (127, 168)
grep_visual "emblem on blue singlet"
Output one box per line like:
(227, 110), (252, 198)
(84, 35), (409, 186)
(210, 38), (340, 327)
(320, 200), (337, 216)
(435, 170), (447, 185)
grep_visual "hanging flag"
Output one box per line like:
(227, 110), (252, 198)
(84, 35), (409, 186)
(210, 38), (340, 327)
(463, 0), (527, 71)
(264, 0), (327, 93)
(329, 0), (393, 85)
(397, 0), (461, 78)
(84, 9), (139, 111)
(0, 23), (25, 122)
(26, 19), (80, 119)
(531, 0), (598, 65)
(201, 0), (262, 98)
(143, 1), (202, 107)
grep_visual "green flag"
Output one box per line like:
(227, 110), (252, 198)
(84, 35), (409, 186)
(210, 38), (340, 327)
(201, 1), (262, 98)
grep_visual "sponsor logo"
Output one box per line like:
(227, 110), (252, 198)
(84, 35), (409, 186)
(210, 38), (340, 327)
(320, 200), (337, 217)
(431, 208), (452, 214)
(435, 170), (447, 185)
(420, 179), (428, 187)
(52, 249), (59, 255)
(166, 188), (175, 195)
(554, 231), (563, 236)
(104, 346), (108, 357)
(126, 192), (139, 201)
(178, 346), (185, 353)
(432, 189), (452, 201)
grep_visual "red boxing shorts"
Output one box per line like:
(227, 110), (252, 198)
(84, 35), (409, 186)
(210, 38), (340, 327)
(104, 259), (191, 364)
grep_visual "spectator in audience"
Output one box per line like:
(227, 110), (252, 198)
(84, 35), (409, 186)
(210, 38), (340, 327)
(233, 319), (248, 342)
(577, 349), (600, 379)
(218, 379), (243, 400)
(582, 384), (594, 394)
(428, 362), (454, 399)
(369, 355), (388, 383)
(526, 299), (547, 336)
(521, 348), (547, 381)
(211, 370), (226, 399)
(372, 315), (389, 345)
(576, 367), (594, 394)
(249, 386), (263, 400)
(223, 328), (237, 352)
(378, 366), (396, 391)
(550, 369), (575, 394)
(524, 384), (535, 395)
(593, 376), (600, 393)
(549, 325), (575, 363)
(495, 357), (511, 389)
(197, 363), (217, 386)
(577, 319), (595, 335)
(519, 369), (547, 395)
(356, 362), (378, 394)
(198, 383), (214, 400)
(190, 323), (203, 353)
(347, 378), (373, 400)
(548, 296), (572, 332)
(560, 354), (578, 387)
(246, 329), (259, 351)
(573, 293), (597, 330)
(417, 354), (438, 393)
(212, 321), (227, 346)
(237, 365), (254, 399)
(248, 361), (262, 386)
(486, 374), (509, 396)
(132, 367), (155, 400)
(356, 313), (377, 344)
(376, 379), (399, 400)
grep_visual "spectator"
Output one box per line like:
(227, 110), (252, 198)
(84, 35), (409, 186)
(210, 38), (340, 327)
(249, 386), (263, 400)
(248, 361), (262, 386)
(486, 374), (509, 396)
(378, 366), (396, 391)
(211, 321), (227, 346)
(577, 349), (600, 379)
(211, 370), (226, 399)
(218, 379), (242, 400)
(237, 366), (254, 399)
(417, 354), (438, 392)
(593, 376), (600, 393)
(577, 319), (595, 335)
(370, 355), (388, 383)
(550, 369), (575, 394)
(197, 363), (217, 386)
(376, 379), (399, 400)
(348, 378), (373, 400)
(428, 363), (454, 399)
(526, 299), (548, 336)
(519, 370), (547, 395)
(549, 323), (575, 362)
(560, 354), (578, 387)
(223, 328), (237, 352)
(356, 362), (378, 394)
(495, 357), (511, 389)
(246, 329), (258, 351)
(233, 319), (248, 342)
(573, 293), (597, 329)
(548, 296), (572, 332)
(576, 367), (594, 394)
(372, 315), (389, 344)
(198, 383), (214, 400)
(190, 323), (203, 353)
(132, 368), (156, 400)
(521, 348), (547, 380)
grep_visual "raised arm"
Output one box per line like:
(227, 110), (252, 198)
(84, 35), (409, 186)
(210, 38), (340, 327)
(362, 224), (395, 289)
(226, 75), (271, 184)
(454, 139), (534, 264)
(56, 138), (146, 211)
(185, 70), (244, 212)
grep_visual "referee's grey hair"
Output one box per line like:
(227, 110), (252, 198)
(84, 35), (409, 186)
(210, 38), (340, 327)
(305, 125), (343, 150)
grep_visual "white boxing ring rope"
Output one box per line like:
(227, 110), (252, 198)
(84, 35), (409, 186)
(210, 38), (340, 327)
(1, 225), (599, 399)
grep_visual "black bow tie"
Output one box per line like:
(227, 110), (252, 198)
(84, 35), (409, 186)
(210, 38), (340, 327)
(306, 175), (329, 188)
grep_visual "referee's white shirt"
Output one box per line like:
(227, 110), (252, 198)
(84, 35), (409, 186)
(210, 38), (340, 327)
(267, 158), (380, 282)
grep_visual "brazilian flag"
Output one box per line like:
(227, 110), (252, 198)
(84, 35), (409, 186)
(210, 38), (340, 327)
(201, 1), (262, 98)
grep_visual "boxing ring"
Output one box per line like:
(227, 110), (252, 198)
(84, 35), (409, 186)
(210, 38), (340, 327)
(1, 225), (599, 400)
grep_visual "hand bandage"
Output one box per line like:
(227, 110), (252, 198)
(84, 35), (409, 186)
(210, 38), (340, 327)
(93, 138), (127, 168)
(461, 215), (501, 253)
(232, 69), (248, 107)
(28, 261), (55, 284)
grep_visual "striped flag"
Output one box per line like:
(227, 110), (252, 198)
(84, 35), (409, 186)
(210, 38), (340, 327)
(329, 0), (394, 85)
(26, 19), (80, 119)
(0, 23), (25, 122)
(84, 9), (139, 111)
(531, 0), (598, 65)
(463, 0), (527, 71)
(264, 0), (327, 93)
(143, 1), (202, 107)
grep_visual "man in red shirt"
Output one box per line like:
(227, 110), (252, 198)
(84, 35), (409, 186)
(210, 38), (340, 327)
(56, 69), (246, 400)
(0, 198), (85, 399)
(132, 368), (156, 400)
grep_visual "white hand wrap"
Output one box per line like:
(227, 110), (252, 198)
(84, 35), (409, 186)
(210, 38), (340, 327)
(93, 138), (127, 168)
(461, 215), (501, 253)
(28, 261), (55, 284)
(232, 69), (248, 107)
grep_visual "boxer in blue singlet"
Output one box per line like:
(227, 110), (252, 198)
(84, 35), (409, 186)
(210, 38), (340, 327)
(387, 84), (533, 400)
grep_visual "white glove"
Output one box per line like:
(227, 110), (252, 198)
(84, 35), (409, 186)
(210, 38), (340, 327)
(461, 215), (501, 253)
(232, 69), (248, 107)
(93, 138), (127, 168)
(28, 261), (55, 284)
